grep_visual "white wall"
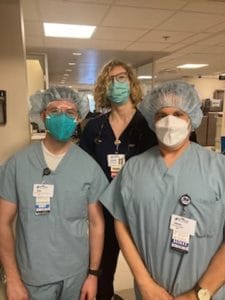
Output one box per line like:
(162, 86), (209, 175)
(26, 60), (44, 97)
(185, 77), (225, 99)
(186, 77), (225, 136)
(141, 77), (225, 99)
(0, 0), (30, 165)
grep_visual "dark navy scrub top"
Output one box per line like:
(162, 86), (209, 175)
(79, 109), (158, 181)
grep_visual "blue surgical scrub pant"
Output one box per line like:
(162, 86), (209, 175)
(25, 273), (86, 300)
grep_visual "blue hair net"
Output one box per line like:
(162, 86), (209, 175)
(138, 81), (203, 131)
(29, 86), (89, 119)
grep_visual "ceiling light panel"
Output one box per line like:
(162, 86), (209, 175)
(43, 23), (96, 38)
(176, 64), (208, 69)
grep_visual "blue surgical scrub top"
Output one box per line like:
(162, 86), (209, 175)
(100, 143), (225, 299)
(0, 142), (108, 285)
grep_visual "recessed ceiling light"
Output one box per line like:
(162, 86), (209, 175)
(73, 52), (82, 56)
(63, 74), (69, 77)
(43, 23), (96, 39)
(65, 69), (72, 72)
(138, 75), (152, 79)
(176, 64), (208, 69)
(68, 62), (76, 66)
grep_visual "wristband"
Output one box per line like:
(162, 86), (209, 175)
(88, 268), (102, 277)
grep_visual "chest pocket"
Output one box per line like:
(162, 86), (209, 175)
(60, 182), (89, 221)
(188, 197), (225, 237)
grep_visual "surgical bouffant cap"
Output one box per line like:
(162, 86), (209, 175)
(29, 86), (89, 119)
(138, 80), (203, 131)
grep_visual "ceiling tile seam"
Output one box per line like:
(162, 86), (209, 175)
(90, 36), (144, 42)
(203, 21), (225, 34)
(123, 9), (185, 49)
(98, 0), (116, 26)
(174, 0), (195, 13)
(162, 33), (201, 45)
(155, 49), (206, 68)
(181, 7), (225, 16)
(163, 33), (209, 50)
(163, 28), (225, 54)
(108, 3), (185, 12)
(93, 24), (148, 31)
(137, 32), (195, 46)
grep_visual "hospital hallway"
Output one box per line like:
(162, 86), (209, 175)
(0, 253), (135, 300)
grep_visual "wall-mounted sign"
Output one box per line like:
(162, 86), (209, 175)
(0, 90), (7, 125)
(219, 75), (225, 80)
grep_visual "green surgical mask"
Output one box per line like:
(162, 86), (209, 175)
(107, 81), (130, 105)
(45, 113), (77, 142)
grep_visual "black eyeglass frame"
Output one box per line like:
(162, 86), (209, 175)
(109, 72), (129, 83)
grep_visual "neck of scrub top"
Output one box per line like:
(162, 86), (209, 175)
(110, 99), (136, 122)
(109, 100), (136, 141)
(159, 137), (191, 168)
(43, 133), (74, 155)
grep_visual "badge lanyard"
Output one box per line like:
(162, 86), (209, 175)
(107, 137), (125, 178)
(170, 194), (195, 253)
(170, 194), (195, 294)
(94, 115), (132, 178)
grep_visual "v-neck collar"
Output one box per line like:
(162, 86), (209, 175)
(156, 143), (192, 177)
(106, 109), (138, 141)
(30, 142), (75, 174)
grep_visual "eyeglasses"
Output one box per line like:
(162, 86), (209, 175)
(46, 107), (77, 118)
(109, 72), (129, 83)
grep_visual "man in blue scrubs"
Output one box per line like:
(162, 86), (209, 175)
(0, 87), (108, 300)
(100, 81), (225, 300)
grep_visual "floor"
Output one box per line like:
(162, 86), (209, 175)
(0, 253), (135, 300)
(114, 253), (135, 299)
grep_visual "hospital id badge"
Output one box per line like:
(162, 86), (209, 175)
(170, 214), (196, 236)
(33, 184), (54, 198)
(171, 229), (190, 253)
(107, 154), (125, 167)
(35, 197), (51, 215)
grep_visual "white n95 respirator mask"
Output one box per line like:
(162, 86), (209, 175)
(155, 115), (190, 148)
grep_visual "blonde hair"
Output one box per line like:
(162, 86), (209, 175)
(94, 59), (143, 109)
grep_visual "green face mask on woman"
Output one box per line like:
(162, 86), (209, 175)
(45, 113), (77, 142)
(106, 81), (130, 105)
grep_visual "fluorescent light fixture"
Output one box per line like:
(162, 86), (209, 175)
(176, 64), (208, 69)
(68, 62), (76, 66)
(73, 52), (82, 56)
(43, 23), (96, 39)
(138, 75), (152, 79)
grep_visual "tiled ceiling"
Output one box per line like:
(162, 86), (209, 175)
(22, 0), (225, 88)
